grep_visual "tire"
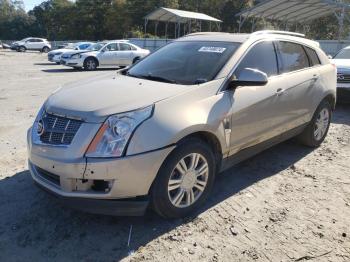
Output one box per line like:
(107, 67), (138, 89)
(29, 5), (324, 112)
(132, 57), (141, 64)
(18, 46), (26, 52)
(298, 100), (332, 147)
(42, 46), (50, 53)
(151, 138), (216, 218)
(83, 57), (98, 71)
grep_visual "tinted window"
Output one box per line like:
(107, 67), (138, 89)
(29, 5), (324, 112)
(305, 47), (321, 66)
(278, 42), (310, 73)
(235, 41), (278, 77)
(119, 43), (131, 51)
(105, 43), (118, 51)
(127, 41), (240, 85)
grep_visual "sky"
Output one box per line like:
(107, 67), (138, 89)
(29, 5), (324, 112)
(23, 0), (44, 11)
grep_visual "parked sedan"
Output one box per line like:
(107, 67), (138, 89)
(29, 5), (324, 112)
(331, 46), (350, 103)
(48, 42), (94, 64)
(60, 41), (150, 70)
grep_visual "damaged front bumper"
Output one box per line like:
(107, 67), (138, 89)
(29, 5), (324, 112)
(27, 127), (175, 216)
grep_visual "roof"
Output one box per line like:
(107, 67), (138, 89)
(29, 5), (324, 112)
(145, 7), (222, 24)
(180, 32), (249, 43)
(237, 0), (350, 23)
(178, 31), (320, 47)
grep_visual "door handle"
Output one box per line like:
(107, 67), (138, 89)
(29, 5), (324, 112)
(276, 88), (285, 96)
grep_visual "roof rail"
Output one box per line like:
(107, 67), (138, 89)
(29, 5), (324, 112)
(251, 30), (305, 38)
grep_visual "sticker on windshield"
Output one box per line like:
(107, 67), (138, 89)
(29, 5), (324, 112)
(198, 47), (226, 53)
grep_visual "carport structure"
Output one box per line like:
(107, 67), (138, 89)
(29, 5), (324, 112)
(144, 7), (222, 38)
(236, 0), (350, 40)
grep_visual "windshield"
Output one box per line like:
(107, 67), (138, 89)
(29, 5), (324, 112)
(334, 48), (350, 59)
(87, 43), (105, 51)
(127, 41), (240, 85)
(65, 43), (77, 49)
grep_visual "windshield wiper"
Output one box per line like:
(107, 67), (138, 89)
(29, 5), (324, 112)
(127, 72), (177, 84)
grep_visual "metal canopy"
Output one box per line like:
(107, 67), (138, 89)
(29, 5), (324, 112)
(145, 7), (222, 24)
(237, 0), (349, 23)
(144, 7), (222, 39)
(236, 0), (350, 41)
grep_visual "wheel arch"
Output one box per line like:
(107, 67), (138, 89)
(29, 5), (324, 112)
(323, 93), (336, 110)
(85, 56), (99, 67)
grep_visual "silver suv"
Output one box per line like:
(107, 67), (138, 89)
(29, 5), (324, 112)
(27, 31), (336, 218)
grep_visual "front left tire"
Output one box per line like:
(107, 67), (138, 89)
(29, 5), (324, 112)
(42, 46), (50, 53)
(151, 138), (216, 218)
(84, 57), (98, 71)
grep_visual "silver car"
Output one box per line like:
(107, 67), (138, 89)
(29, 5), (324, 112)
(330, 47), (350, 103)
(60, 41), (150, 70)
(28, 31), (336, 218)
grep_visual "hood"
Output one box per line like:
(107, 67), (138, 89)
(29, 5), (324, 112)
(63, 50), (96, 57)
(45, 73), (192, 123)
(331, 59), (350, 70)
(49, 48), (74, 55)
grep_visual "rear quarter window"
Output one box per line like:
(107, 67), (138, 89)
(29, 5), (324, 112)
(305, 47), (321, 66)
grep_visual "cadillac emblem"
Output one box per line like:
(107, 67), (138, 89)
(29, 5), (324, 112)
(37, 119), (45, 136)
(337, 74), (345, 81)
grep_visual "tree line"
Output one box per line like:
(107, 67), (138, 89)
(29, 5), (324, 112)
(0, 0), (348, 41)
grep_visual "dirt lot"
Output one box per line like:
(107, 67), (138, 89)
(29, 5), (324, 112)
(0, 50), (349, 262)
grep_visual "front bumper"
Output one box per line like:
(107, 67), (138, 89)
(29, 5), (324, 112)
(337, 84), (350, 103)
(60, 58), (83, 67)
(28, 125), (175, 215)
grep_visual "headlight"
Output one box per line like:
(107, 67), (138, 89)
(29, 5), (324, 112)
(55, 52), (62, 56)
(71, 54), (81, 59)
(86, 105), (153, 158)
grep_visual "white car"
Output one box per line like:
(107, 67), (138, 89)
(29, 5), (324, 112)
(60, 41), (150, 70)
(48, 42), (94, 64)
(330, 46), (350, 102)
(11, 37), (51, 53)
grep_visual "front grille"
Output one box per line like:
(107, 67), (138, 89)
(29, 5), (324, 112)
(35, 166), (60, 186)
(337, 73), (350, 83)
(48, 53), (54, 59)
(39, 113), (82, 145)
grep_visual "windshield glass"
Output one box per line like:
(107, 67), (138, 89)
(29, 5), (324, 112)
(87, 43), (105, 51)
(127, 41), (240, 85)
(334, 48), (350, 59)
(65, 43), (77, 49)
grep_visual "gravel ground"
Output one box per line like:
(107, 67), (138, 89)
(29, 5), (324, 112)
(0, 50), (349, 262)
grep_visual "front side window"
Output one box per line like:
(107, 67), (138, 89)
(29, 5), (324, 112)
(104, 43), (118, 51)
(127, 41), (240, 85)
(277, 41), (310, 73)
(235, 41), (278, 77)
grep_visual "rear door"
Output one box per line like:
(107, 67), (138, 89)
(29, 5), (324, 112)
(228, 41), (291, 153)
(25, 39), (37, 50)
(117, 43), (135, 65)
(274, 41), (318, 129)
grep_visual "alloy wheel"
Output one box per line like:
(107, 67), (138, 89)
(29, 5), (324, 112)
(167, 153), (209, 208)
(86, 60), (96, 70)
(314, 108), (330, 141)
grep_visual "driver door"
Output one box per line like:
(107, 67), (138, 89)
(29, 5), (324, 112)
(228, 41), (289, 154)
(99, 43), (119, 66)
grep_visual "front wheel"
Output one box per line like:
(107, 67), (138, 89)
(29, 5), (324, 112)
(83, 58), (97, 71)
(298, 100), (332, 147)
(18, 46), (26, 52)
(42, 46), (50, 53)
(151, 138), (216, 218)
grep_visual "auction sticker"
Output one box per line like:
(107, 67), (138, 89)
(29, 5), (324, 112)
(198, 47), (226, 53)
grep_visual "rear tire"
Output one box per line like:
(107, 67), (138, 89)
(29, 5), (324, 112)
(298, 100), (332, 147)
(151, 138), (216, 218)
(132, 57), (141, 64)
(83, 57), (98, 71)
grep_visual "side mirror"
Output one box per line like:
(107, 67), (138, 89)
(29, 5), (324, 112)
(228, 68), (268, 89)
(327, 55), (333, 59)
